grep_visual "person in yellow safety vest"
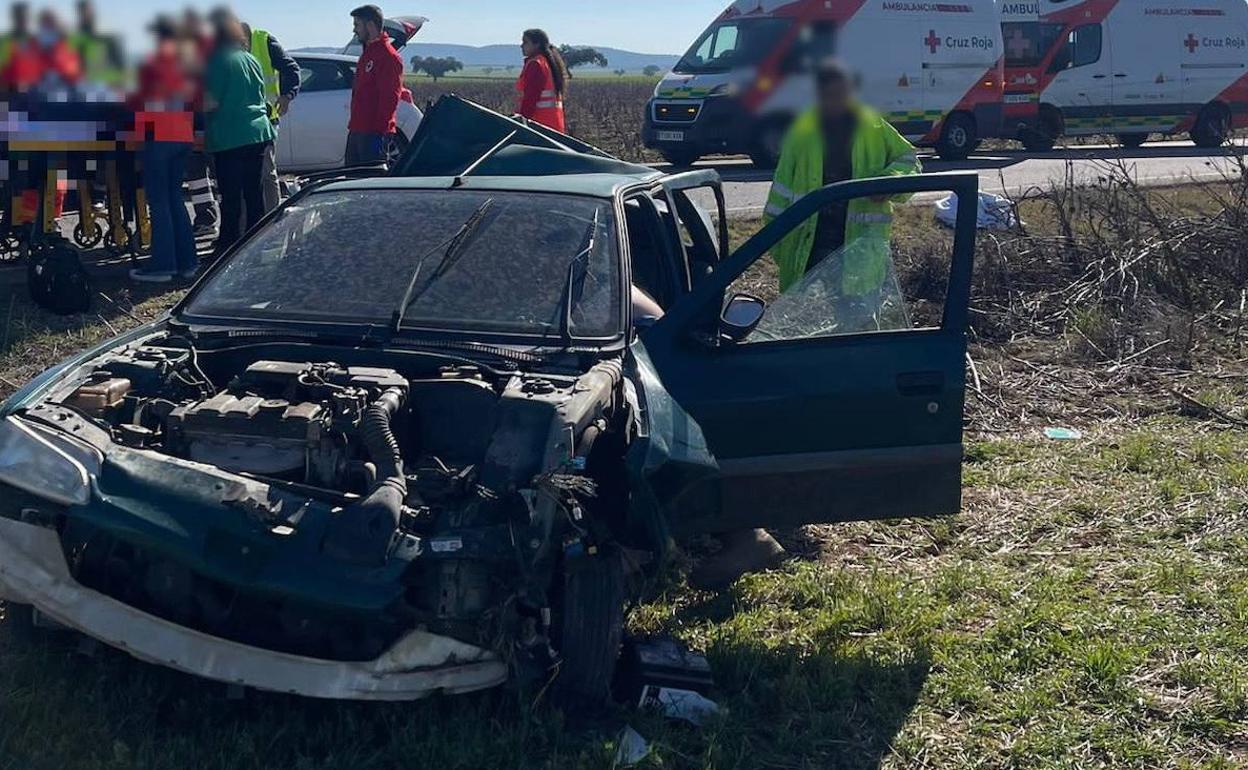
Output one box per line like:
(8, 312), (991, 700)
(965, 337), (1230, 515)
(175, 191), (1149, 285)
(763, 58), (921, 295)
(0, 2), (32, 86)
(240, 22), (300, 213)
(70, 0), (126, 91)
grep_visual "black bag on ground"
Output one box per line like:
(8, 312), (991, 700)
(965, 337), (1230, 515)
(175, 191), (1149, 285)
(28, 243), (93, 315)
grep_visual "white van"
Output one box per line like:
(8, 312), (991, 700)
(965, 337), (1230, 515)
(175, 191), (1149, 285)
(1000, 0), (1248, 149)
(643, 0), (1005, 166)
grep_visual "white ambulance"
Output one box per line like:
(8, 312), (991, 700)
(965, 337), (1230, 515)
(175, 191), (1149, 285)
(643, 0), (1005, 166)
(1000, 0), (1248, 149)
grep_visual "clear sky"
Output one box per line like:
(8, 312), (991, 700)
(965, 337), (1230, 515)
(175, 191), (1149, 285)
(39, 0), (729, 54)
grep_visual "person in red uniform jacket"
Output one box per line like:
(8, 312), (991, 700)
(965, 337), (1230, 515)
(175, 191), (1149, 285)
(127, 15), (197, 282)
(516, 29), (568, 133)
(346, 4), (403, 166)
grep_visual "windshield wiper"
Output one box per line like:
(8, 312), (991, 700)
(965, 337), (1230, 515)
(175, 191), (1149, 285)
(390, 198), (495, 334)
(559, 208), (602, 345)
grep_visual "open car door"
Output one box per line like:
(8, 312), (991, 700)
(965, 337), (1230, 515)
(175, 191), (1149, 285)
(640, 172), (978, 535)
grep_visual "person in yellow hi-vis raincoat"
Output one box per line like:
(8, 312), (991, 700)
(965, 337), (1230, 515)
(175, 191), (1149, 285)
(763, 59), (921, 294)
(692, 61), (921, 591)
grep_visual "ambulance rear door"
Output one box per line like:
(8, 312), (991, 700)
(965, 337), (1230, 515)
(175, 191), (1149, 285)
(839, 13), (925, 139)
(1109, 5), (1182, 135)
(1181, 5), (1248, 113)
(923, 9), (1001, 137)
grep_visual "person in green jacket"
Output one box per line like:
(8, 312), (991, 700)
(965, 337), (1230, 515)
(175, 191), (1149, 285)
(692, 61), (921, 591)
(764, 59), (921, 296)
(203, 9), (276, 257)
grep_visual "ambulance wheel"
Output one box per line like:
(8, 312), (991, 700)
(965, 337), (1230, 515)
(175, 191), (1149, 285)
(1192, 104), (1231, 149)
(73, 220), (103, 250)
(661, 149), (701, 168)
(1116, 133), (1149, 149)
(936, 113), (978, 161)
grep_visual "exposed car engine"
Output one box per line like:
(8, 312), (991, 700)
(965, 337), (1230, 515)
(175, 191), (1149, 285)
(40, 338), (626, 664)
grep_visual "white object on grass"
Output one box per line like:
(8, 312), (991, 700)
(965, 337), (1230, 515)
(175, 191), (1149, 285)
(935, 192), (1018, 231)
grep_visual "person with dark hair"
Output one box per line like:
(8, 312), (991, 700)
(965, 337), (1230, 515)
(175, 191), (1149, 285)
(128, 15), (197, 282)
(764, 57), (919, 291)
(692, 58), (920, 591)
(517, 28), (568, 133)
(345, 4), (402, 165)
(203, 7), (275, 256)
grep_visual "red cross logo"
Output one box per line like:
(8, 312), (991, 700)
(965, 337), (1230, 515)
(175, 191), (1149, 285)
(925, 30), (941, 54)
(1006, 28), (1030, 61)
(1185, 33), (1200, 53)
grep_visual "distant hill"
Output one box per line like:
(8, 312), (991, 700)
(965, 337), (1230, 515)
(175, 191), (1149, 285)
(293, 43), (679, 73)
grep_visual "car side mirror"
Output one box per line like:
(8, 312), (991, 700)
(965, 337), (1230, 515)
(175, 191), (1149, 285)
(720, 293), (766, 342)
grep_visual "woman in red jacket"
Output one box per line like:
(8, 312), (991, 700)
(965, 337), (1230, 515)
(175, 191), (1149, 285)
(516, 29), (568, 133)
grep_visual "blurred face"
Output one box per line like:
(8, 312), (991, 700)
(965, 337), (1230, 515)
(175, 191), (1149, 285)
(521, 36), (537, 58)
(818, 75), (852, 119)
(13, 5), (30, 35)
(353, 17), (376, 44)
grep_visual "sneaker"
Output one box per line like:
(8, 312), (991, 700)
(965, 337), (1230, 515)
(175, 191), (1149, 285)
(193, 223), (219, 240)
(129, 268), (174, 283)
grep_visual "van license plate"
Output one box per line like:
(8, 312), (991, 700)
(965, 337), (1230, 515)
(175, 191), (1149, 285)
(657, 131), (685, 142)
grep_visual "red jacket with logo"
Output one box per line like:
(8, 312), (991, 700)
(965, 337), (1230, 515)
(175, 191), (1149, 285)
(349, 34), (403, 135)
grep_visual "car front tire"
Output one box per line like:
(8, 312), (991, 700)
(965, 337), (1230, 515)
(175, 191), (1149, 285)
(551, 547), (626, 712)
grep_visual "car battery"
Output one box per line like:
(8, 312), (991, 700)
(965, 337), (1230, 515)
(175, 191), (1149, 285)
(613, 636), (715, 708)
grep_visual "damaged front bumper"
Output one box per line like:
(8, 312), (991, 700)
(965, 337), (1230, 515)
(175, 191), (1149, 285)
(0, 516), (508, 700)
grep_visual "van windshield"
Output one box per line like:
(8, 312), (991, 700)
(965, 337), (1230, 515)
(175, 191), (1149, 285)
(675, 18), (792, 74)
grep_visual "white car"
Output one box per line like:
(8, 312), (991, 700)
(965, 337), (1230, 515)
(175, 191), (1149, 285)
(278, 53), (424, 173)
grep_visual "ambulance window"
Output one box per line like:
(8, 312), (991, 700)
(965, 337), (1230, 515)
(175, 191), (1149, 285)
(677, 19), (792, 73)
(1068, 24), (1102, 68)
(1002, 22), (1065, 67)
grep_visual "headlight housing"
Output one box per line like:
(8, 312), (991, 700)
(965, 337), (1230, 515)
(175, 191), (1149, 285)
(0, 417), (92, 506)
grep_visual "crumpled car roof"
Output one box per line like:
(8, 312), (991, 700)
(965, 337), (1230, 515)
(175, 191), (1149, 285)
(389, 95), (663, 195)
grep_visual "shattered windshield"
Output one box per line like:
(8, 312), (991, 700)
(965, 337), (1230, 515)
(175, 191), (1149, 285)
(182, 190), (622, 340)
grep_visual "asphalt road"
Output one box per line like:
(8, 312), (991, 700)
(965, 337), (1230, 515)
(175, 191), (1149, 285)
(678, 139), (1248, 216)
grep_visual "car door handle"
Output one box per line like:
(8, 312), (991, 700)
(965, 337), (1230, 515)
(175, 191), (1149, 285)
(1092, 74), (1107, 79)
(1114, 73), (1127, 78)
(897, 371), (945, 397)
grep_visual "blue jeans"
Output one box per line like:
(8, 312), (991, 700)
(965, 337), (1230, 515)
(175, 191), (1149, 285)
(143, 141), (196, 274)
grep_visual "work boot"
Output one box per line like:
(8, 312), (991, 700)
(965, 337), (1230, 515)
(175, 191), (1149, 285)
(690, 528), (786, 590)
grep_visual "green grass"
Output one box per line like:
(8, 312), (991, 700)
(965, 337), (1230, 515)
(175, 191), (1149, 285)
(3, 417), (1247, 769)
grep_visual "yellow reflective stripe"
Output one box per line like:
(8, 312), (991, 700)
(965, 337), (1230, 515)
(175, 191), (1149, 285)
(540, 89), (557, 97)
(770, 181), (797, 202)
(848, 212), (893, 224)
(764, 203), (786, 218)
(535, 100), (564, 109)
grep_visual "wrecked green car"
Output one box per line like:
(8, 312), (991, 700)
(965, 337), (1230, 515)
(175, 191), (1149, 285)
(0, 98), (978, 704)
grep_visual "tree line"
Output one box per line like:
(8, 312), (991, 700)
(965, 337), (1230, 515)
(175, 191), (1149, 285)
(409, 46), (664, 81)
